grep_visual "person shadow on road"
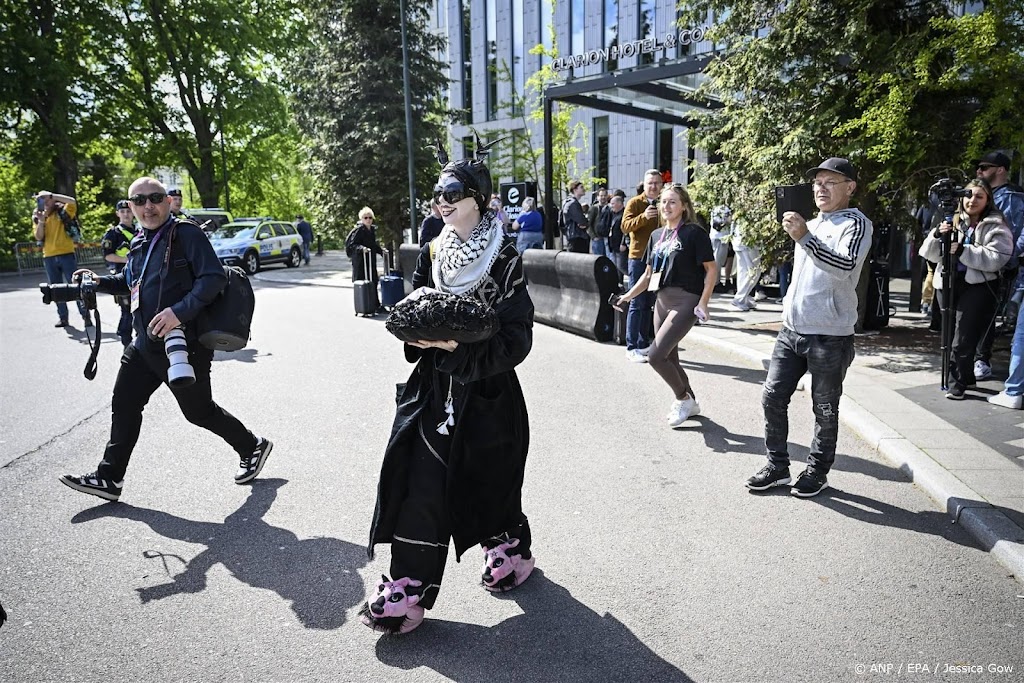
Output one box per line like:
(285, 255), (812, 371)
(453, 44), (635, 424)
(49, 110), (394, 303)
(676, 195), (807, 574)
(70, 478), (365, 630)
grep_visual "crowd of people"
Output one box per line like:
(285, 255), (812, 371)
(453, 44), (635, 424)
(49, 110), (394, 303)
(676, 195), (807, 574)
(37, 144), (1023, 640)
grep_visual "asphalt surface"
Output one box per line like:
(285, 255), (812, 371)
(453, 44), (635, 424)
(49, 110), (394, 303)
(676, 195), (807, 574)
(0, 260), (1021, 682)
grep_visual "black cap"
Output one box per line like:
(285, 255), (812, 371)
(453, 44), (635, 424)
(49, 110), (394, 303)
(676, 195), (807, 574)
(805, 157), (857, 182)
(167, 188), (183, 197)
(116, 199), (131, 210)
(972, 151), (1011, 169)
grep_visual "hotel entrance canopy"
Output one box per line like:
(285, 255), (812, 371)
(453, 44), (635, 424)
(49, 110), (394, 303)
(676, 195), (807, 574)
(541, 55), (719, 243)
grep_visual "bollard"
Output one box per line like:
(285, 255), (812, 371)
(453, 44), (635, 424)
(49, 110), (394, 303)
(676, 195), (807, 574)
(316, 234), (324, 256)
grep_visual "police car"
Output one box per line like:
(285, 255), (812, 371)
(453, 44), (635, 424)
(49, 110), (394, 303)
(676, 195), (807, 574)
(209, 219), (303, 274)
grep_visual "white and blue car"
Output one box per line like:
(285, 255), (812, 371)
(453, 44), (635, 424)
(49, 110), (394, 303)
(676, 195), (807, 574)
(209, 219), (303, 274)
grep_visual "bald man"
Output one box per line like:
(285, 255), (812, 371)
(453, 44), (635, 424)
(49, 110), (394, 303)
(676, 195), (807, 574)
(58, 177), (272, 503)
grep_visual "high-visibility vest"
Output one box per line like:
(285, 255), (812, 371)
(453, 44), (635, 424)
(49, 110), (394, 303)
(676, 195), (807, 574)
(113, 225), (135, 258)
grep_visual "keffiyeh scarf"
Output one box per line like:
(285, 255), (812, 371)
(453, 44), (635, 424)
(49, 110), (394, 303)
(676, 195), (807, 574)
(432, 212), (504, 297)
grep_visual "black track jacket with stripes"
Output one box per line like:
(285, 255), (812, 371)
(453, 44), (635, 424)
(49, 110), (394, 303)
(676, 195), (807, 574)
(783, 208), (873, 336)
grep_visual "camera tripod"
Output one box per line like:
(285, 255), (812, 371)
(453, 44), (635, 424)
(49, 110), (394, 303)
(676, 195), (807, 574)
(937, 212), (962, 392)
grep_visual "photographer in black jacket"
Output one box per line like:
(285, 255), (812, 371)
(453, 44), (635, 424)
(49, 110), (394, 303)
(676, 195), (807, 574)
(58, 177), (272, 502)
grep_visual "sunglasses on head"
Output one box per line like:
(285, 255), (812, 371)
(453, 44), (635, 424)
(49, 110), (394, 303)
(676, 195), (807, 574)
(128, 192), (167, 206)
(432, 182), (479, 205)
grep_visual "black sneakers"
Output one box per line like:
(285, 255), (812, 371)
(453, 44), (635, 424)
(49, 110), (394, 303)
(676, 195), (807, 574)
(745, 464), (792, 491)
(59, 472), (123, 501)
(791, 469), (829, 498)
(945, 385), (966, 400)
(235, 437), (273, 484)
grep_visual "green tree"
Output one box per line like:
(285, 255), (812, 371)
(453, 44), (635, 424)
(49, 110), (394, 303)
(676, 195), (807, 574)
(680, 0), (1024, 263)
(292, 0), (449, 248)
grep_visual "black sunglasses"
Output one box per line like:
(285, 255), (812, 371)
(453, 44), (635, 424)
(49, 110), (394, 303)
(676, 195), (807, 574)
(433, 182), (479, 205)
(128, 192), (167, 206)
(977, 164), (997, 171)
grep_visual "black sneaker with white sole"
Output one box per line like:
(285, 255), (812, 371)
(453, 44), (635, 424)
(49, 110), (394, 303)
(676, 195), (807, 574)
(59, 472), (123, 501)
(791, 469), (829, 498)
(235, 437), (273, 484)
(745, 464), (791, 491)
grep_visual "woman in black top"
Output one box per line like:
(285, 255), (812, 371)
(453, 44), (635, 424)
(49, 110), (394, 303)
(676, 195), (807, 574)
(614, 184), (718, 427)
(345, 206), (383, 281)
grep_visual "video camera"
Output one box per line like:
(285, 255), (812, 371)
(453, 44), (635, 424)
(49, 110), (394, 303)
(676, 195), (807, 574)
(929, 178), (972, 218)
(39, 271), (98, 310)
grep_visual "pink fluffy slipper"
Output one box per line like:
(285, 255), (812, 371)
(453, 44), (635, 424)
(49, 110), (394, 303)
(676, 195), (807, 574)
(481, 538), (536, 592)
(359, 575), (425, 634)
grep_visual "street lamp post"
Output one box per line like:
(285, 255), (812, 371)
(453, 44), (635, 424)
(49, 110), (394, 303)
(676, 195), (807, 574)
(400, 0), (417, 243)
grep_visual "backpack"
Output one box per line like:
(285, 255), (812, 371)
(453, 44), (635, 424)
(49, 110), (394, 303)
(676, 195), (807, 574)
(170, 219), (255, 351)
(345, 226), (360, 258)
(58, 206), (83, 243)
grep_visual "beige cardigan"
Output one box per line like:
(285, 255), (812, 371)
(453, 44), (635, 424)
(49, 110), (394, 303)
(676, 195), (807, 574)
(919, 214), (1012, 289)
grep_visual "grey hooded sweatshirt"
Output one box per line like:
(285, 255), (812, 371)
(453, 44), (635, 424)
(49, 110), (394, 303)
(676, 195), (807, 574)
(783, 208), (873, 337)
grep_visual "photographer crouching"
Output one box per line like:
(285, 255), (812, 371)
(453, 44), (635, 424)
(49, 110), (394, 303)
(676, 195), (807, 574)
(57, 177), (272, 503)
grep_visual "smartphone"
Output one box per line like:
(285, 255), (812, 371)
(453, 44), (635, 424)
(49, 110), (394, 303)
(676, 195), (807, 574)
(608, 292), (625, 311)
(36, 197), (45, 211)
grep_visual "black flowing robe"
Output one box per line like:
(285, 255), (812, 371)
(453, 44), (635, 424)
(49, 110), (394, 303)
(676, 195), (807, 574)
(368, 237), (534, 561)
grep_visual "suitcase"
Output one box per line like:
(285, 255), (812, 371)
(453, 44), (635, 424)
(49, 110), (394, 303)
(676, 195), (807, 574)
(354, 248), (379, 316)
(380, 248), (404, 310)
(863, 259), (890, 330)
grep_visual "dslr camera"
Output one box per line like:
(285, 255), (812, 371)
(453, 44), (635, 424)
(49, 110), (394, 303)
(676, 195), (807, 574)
(39, 271), (98, 310)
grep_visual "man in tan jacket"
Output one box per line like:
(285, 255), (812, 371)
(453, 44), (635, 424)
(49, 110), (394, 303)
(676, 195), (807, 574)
(620, 169), (663, 362)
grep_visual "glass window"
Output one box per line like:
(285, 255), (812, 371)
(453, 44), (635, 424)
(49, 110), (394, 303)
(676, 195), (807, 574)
(272, 223), (289, 237)
(604, 0), (618, 72)
(657, 123), (674, 184)
(462, 135), (474, 160)
(571, 0), (584, 57)
(257, 225), (272, 239)
(486, 0), (498, 120)
(460, 1), (472, 122)
(511, 0), (524, 114)
(639, 0), (655, 65)
(540, 0), (553, 55)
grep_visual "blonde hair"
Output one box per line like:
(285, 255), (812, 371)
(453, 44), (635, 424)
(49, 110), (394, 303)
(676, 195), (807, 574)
(359, 207), (374, 220)
(660, 184), (697, 224)
(522, 197), (535, 210)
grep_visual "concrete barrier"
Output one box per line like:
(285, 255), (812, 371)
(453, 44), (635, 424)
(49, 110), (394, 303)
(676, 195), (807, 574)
(522, 250), (620, 342)
(397, 243), (620, 342)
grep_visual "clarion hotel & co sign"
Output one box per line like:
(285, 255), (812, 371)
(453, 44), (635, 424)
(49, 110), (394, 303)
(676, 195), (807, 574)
(550, 26), (710, 72)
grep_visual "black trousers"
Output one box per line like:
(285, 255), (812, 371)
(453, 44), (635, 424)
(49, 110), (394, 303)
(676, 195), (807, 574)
(937, 275), (999, 391)
(975, 267), (1016, 364)
(390, 409), (530, 610)
(97, 344), (256, 481)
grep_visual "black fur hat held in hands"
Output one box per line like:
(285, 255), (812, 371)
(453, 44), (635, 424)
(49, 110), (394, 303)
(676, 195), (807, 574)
(436, 134), (503, 213)
(385, 290), (499, 345)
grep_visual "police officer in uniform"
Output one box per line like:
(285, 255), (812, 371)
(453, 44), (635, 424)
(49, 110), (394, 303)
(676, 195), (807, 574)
(101, 199), (137, 347)
(58, 176), (273, 503)
(167, 187), (190, 219)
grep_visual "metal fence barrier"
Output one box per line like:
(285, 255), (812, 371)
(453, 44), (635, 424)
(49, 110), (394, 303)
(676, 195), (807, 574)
(15, 242), (107, 275)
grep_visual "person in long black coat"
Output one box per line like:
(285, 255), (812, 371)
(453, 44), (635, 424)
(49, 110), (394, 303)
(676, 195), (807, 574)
(361, 146), (536, 635)
(346, 206), (382, 282)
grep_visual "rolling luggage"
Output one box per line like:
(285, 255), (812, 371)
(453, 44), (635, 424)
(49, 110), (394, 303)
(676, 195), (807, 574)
(380, 248), (404, 311)
(354, 248), (378, 316)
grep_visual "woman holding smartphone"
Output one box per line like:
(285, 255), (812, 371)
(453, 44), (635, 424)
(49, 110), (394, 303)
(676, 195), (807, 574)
(614, 184), (718, 427)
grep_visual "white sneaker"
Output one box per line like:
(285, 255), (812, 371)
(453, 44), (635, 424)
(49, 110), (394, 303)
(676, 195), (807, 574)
(974, 360), (993, 381)
(730, 299), (752, 312)
(988, 392), (1023, 410)
(668, 396), (700, 427)
(754, 290), (769, 302)
(637, 345), (652, 357)
(626, 349), (649, 363)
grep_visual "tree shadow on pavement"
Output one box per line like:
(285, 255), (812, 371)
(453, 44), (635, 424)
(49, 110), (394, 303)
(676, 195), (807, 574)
(373, 569), (694, 682)
(69, 478), (366, 630)
(678, 358), (767, 387)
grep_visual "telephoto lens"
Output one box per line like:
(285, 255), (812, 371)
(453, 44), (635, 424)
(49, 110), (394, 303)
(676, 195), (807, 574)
(39, 282), (81, 306)
(162, 328), (196, 388)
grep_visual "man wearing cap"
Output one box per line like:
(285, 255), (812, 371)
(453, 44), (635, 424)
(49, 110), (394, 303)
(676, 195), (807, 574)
(101, 200), (137, 346)
(972, 151), (1024, 381)
(167, 188), (190, 219)
(295, 214), (313, 265)
(33, 190), (90, 328)
(746, 157), (873, 498)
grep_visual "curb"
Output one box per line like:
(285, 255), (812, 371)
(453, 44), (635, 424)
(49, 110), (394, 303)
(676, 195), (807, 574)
(688, 326), (1024, 584)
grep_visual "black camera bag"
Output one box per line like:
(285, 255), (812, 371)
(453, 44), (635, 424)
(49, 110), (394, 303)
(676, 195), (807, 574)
(169, 220), (255, 351)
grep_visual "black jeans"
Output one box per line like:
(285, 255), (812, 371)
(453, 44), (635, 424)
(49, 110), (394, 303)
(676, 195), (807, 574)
(98, 344), (256, 481)
(938, 276), (999, 390)
(763, 327), (855, 475)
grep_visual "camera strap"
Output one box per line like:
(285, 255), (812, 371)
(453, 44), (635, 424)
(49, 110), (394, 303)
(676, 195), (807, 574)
(83, 308), (101, 381)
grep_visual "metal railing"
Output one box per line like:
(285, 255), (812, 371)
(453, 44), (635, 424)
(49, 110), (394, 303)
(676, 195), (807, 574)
(14, 242), (107, 274)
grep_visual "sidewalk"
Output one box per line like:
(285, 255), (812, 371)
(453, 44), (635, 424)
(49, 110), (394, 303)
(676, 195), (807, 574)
(688, 278), (1024, 582)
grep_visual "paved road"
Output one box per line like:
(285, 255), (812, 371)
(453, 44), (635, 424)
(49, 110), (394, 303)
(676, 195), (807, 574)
(0, 267), (1020, 682)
